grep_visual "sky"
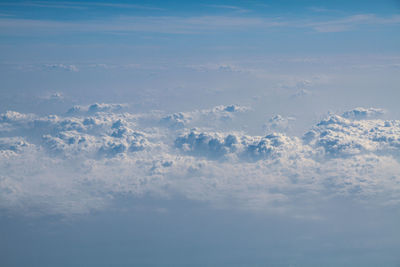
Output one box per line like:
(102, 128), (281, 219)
(1, 1), (400, 266)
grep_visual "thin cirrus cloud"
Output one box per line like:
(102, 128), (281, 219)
(306, 14), (400, 32)
(1, 103), (399, 216)
(203, 4), (250, 13)
(1, 13), (399, 36)
(0, 1), (163, 10)
(0, 16), (280, 35)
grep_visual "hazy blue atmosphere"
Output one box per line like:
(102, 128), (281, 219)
(1, 1), (400, 266)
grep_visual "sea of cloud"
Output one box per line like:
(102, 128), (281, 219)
(0, 103), (399, 217)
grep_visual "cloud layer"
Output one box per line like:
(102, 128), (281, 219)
(1, 13), (399, 36)
(1, 104), (399, 216)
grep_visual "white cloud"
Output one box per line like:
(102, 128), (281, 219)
(43, 64), (79, 72)
(0, 136), (34, 152)
(1, 13), (398, 37)
(0, 16), (282, 36)
(204, 4), (250, 13)
(0, 1), (163, 10)
(306, 14), (400, 32)
(0, 105), (399, 216)
(187, 63), (244, 72)
(174, 129), (304, 163)
(304, 113), (400, 158)
(263, 114), (296, 132)
(307, 7), (332, 13)
(41, 92), (65, 101)
(160, 112), (192, 129)
(158, 104), (250, 129)
(341, 107), (386, 120)
(67, 103), (128, 115)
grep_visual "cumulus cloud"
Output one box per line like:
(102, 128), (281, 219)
(341, 107), (386, 120)
(67, 103), (128, 115)
(160, 112), (192, 128)
(0, 106), (151, 160)
(0, 110), (36, 123)
(0, 137), (34, 152)
(174, 129), (303, 162)
(304, 113), (400, 158)
(263, 114), (296, 132)
(174, 130), (240, 159)
(158, 104), (250, 129)
(0, 105), (399, 216)
(204, 104), (250, 122)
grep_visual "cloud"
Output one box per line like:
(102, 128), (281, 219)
(204, 4), (250, 13)
(290, 89), (312, 99)
(304, 113), (400, 158)
(174, 129), (306, 163)
(307, 14), (400, 32)
(341, 107), (386, 120)
(160, 112), (192, 129)
(0, 105), (399, 216)
(39, 92), (65, 102)
(0, 106), (150, 160)
(174, 130), (240, 159)
(187, 63), (244, 73)
(0, 1), (163, 10)
(0, 110), (36, 123)
(158, 104), (250, 129)
(264, 114), (296, 132)
(0, 16), (283, 35)
(67, 103), (127, 115)
(307, 7), (332, 13)
(43, 64), (79, 72)
(1, 13), (398, 36)
(0, 137), (34, 152)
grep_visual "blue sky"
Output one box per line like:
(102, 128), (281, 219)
(1, 1), (400, 266)
(1, 0), (400, 58)
(1, 0), (399, 116)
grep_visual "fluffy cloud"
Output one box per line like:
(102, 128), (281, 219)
(160, 112), (192, 128)
(0, 137), (34, 152)
(263, 114), (296, 132)
(341, 107), (386, 119)
(0, 105), (399, 216)
(174, 130), (304, 162)
(67, 103), (128, 115)
(304, 114), (400, 157)
(159, 104), (249, 128)
(0, 110), (36, 123)
(175, 130), (240, 159)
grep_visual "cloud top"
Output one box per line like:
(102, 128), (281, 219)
(341, 107), (386, 120)
(1, 105), (399, 216)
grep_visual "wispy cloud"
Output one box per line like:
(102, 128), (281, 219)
(204, 4), (250, 13)
(0, 1), (163, 10)
(0, 16), (284, 35)
(307, 14), (400, 32)
(0, 1), (87, 10)
(307, 6), (333, 13)
(0, 13), (398, 36)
